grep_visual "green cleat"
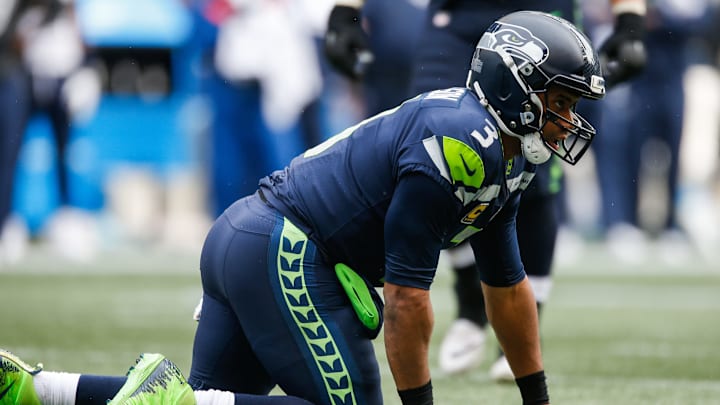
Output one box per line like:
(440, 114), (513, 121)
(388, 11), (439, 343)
(0, 349), (43, 405)
(108, 353), (195, 405)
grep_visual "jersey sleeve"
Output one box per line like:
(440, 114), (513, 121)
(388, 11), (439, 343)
(384, 173), (460, 290)
(468, 193), (526, 287)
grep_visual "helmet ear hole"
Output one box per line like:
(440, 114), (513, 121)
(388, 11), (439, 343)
(520, 111), (535, 125)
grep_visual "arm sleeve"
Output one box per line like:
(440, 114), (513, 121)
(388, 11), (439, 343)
(469, 193), (526, 287)
(384, 173), (460, 290)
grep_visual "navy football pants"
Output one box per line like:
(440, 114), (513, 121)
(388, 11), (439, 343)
(188, 194), (382, 405)
(0, 64), (32, 230)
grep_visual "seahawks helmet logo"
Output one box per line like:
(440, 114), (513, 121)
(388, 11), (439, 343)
(478, 22), (549, 66)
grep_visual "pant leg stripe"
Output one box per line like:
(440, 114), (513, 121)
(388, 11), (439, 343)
(277, 217), (356, 405)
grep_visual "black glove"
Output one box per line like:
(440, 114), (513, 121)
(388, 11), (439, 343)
(599, 12), (647, 89)
(324, 5), (374, 80)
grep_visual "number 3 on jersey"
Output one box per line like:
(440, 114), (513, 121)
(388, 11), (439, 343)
(471, 119), (499, 149)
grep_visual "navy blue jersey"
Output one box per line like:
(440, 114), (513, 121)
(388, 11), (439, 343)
(259, 88), (535, 289)
(411, 0), (576, 199)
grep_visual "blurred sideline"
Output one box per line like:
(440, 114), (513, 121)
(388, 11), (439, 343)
(561, 64), (720, 268)
(1, 0), (719, 270)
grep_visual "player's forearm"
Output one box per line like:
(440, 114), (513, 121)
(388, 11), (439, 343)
(383, 283), (433, 390)
(482, 278), (543, 378)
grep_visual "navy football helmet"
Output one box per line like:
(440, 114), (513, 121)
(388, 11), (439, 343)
(466, 11), (605, 165)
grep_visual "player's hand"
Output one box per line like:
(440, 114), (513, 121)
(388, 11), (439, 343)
(599, 12), (647, 88)
(324, 5), (374, 80)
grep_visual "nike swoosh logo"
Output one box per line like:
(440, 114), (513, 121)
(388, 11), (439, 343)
(0, 380), (14, 400)
(460, 154), (476, 176)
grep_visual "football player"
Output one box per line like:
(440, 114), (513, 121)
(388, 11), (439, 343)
(2, 11), (604, 405)
(326, 0), (646, 380)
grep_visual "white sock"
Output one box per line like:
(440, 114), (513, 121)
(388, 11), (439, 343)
(33, 371), (81, 405)
(527, 275), (553, 303)
(195, 389), (235, 405)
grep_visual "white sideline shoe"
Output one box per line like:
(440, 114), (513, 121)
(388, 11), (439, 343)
(489, 355), (514, 382)
(606, 223), (649, 264)
(43, 207), (100, 262)
(0, 215), (29, 266)
(438, 319), (486, 374)
(656, 229), (693, 266)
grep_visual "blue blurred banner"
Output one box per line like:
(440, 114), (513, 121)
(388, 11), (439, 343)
(14, 0), (199, 234)
(76, 0), (193, 47)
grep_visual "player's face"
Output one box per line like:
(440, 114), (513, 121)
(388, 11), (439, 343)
(540, 86), (581, 150)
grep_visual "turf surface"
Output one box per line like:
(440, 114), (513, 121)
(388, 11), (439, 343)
(2, 245), (719, 404)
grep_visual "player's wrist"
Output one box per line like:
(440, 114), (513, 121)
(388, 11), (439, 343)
(397, 380), (433, 405)
(334, 0), (363, 9)
(611, 0), (646, 16)
(515, 370), (549, 405)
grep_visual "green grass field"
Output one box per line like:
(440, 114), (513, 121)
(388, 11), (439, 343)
(2, 244), (720, 404)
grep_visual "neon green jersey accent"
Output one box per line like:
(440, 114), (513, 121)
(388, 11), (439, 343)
(442, 137), (485, 189)
(548, 156), (564, 194)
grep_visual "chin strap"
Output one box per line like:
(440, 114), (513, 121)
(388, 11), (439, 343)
(521, 132), (552, 164)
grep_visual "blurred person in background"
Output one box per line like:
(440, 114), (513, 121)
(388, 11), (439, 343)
(324, 0), (647, 382)
(185, 0), (323, 218)
(592, 0), (715, 265)
(0, 0), (34, 265)
(19, 0), (102, 262)
(331, 0), (428, 116)
(676, 1), (720, 260)
(0, 0), (92, 264)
